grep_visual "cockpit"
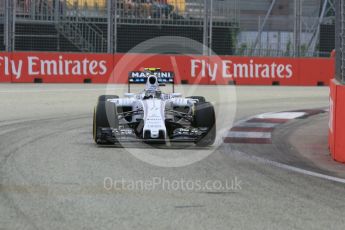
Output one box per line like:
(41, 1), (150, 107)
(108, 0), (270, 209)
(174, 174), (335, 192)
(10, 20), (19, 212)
(142, 75), (162, 99)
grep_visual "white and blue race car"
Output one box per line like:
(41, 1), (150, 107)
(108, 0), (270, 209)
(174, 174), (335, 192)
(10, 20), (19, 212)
(93, 68), (216, 146)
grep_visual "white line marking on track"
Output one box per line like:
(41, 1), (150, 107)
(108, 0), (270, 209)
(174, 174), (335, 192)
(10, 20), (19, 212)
(226, 132), (271, 139)
(235, 122), (279, 128)
(236, 150), (345, 184)
(256, 112), (306, 120)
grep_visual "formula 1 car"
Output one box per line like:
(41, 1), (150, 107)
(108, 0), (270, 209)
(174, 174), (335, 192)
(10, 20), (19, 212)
(93, 68), (216, 146)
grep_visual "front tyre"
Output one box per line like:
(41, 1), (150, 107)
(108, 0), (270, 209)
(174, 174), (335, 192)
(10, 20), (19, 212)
(193, 102), (216, 147)
(98, 95), (119, 102)
(93, 101), (118, 144)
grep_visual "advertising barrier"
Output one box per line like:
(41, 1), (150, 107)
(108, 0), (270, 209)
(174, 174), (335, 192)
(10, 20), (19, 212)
(0, 52), (335, 85)
(329, 79), (345, 163)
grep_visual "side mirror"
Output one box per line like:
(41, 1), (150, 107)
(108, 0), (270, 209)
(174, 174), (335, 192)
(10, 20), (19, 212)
(172, 93), (182, 98)
(125, 93), (135, 98)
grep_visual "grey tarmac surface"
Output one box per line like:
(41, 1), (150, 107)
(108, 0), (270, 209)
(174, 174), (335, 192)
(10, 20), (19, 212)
(0, 84), (344, 230)
(288, 113), (345, 178)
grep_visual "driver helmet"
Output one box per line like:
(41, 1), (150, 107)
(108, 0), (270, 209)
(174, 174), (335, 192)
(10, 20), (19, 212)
(145, 75), (160, 91)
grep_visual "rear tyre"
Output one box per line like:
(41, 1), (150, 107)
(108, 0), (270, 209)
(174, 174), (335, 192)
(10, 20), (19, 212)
(193, 102), (216, 147)
(93, 101), (118, 144)
(187, 96), (206, 103)
(98, 95), (119, 102)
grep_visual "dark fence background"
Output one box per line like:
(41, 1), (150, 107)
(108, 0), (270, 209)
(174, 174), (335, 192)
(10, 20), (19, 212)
(0, 0), (336, 57)
(335, 0), (344, 83)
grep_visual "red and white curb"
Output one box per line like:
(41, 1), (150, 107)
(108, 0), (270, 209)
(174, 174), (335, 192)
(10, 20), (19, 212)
(224, 109), (327, 144)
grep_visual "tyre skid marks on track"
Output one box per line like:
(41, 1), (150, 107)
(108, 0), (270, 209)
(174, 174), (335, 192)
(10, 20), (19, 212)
(0, 114), (91, 129)
(224, 109), (327, 144)
(0, 127), (24, 136)
(0, 88), (122, 93)
(0, 116), (90, 172)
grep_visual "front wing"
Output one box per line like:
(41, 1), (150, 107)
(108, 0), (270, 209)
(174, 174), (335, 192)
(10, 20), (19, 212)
(95, 127), (208, 145)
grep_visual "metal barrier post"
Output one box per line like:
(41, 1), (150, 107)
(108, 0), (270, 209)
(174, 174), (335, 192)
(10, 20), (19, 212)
(202, 0), (208, 55)
(294, 0), (302, 57)
(341, 0), (345, 82)
(107, 0), (117, 54)
(4, 0), (15, 52)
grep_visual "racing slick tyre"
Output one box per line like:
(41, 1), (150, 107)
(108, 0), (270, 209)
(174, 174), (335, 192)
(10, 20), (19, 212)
(93, 101), (119, 144)
(98, 95), (119, 102)
(193, 102), (216, 147)
(187, 96), (206, 103)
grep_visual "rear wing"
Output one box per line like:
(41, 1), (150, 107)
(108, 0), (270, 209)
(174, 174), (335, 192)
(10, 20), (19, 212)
(128, 68), (175, 93)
